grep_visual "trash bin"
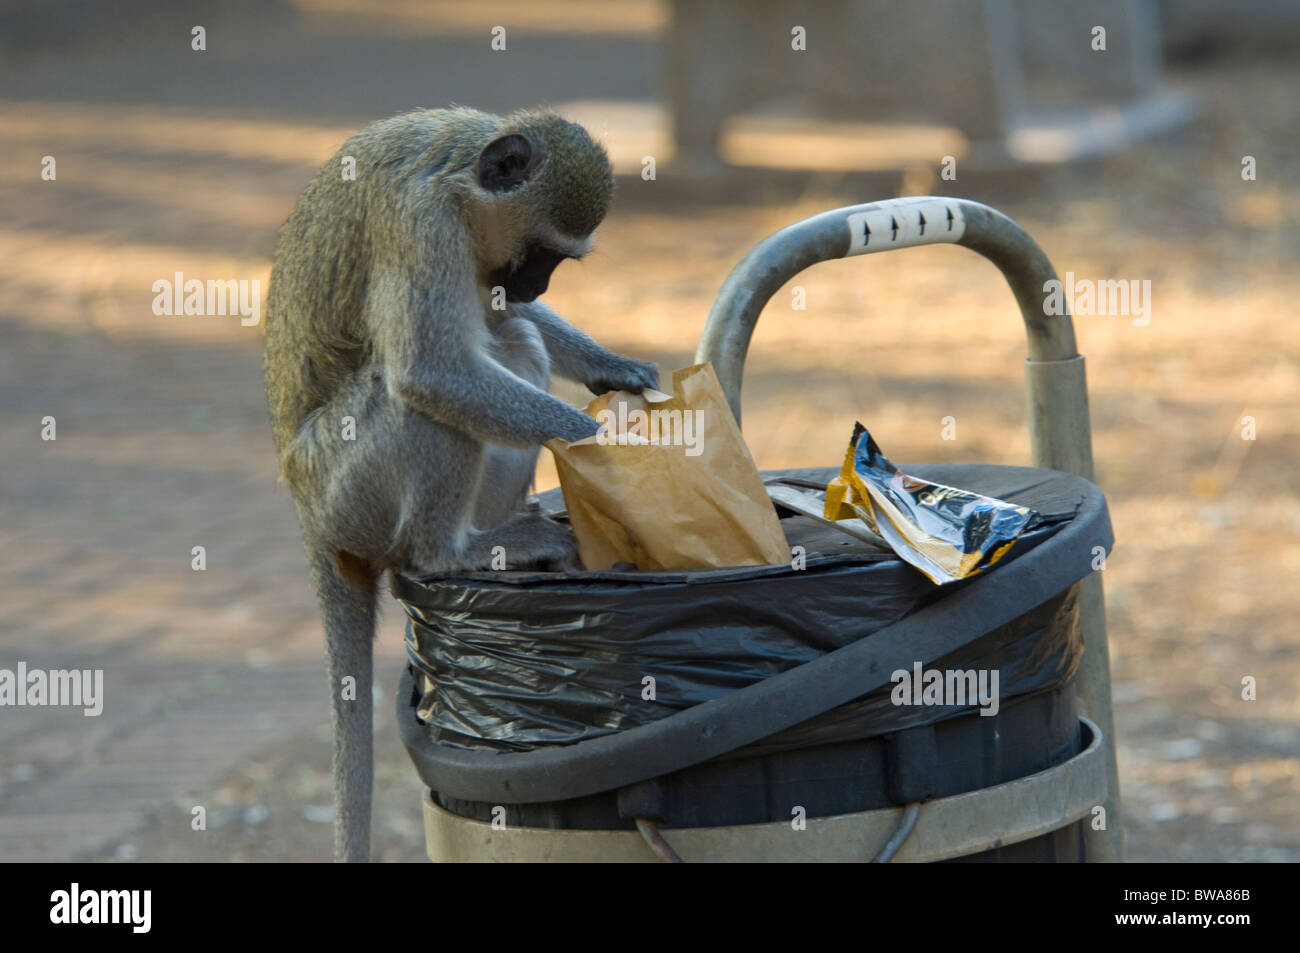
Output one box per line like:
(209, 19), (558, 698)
(395, 197), (1119, 862)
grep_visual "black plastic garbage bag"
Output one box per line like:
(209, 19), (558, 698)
(395, 465), (1087, 752)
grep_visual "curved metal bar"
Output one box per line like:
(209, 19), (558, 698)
(635, 819), (686, 863)
(695, 197), (1079, 426)
(870, 802), (920, 863)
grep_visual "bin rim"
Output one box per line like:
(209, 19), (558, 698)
(393, 462), (1087, 592)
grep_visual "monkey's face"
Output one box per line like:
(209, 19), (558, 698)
(471, 117), (612, 304)
(490, 243), (569, 303)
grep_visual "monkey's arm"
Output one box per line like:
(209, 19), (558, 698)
(397, 351), (601, 447)
(377, 280), (601, 447)
(514, 300), (659, 396)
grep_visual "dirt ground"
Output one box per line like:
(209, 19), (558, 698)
(0, 4), (1296, 862)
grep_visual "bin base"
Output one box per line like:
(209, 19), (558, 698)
(421, 717), (1105, 862)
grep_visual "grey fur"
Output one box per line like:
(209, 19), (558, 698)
(264, 107), (658, 861)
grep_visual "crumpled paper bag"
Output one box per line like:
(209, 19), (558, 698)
(546, 363), (789, 571)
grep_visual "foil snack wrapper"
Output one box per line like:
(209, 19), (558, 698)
(824, 422), (1036, 584)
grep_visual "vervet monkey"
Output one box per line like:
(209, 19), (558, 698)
(264, 107), (658, 862)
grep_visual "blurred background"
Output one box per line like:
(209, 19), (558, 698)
(0, 0), (1297, 861)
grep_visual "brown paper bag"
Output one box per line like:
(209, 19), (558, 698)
(546, 363), (789, 571)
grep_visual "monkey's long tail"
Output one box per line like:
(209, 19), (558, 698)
(309, 548), (378, 863)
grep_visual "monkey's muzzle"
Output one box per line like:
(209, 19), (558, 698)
(494, 245), (569, 302)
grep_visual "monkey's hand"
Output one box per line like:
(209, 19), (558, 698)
(514, 302), (658, 397)
(587, 356), (659, 397)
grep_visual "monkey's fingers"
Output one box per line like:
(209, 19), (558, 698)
(588, 359), (660, 396)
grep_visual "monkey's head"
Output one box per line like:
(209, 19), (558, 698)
(470, 112), (615, 303)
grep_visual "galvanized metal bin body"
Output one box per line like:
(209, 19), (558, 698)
(419, 685), (1084, 862)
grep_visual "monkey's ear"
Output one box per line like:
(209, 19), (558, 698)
(478, 134), (541, 193)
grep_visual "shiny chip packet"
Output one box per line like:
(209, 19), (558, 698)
(824, 422), (1036, 584)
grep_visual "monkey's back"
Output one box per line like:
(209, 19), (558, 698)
(263, 108), (503, 469)
(264, 176), (371, 467)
